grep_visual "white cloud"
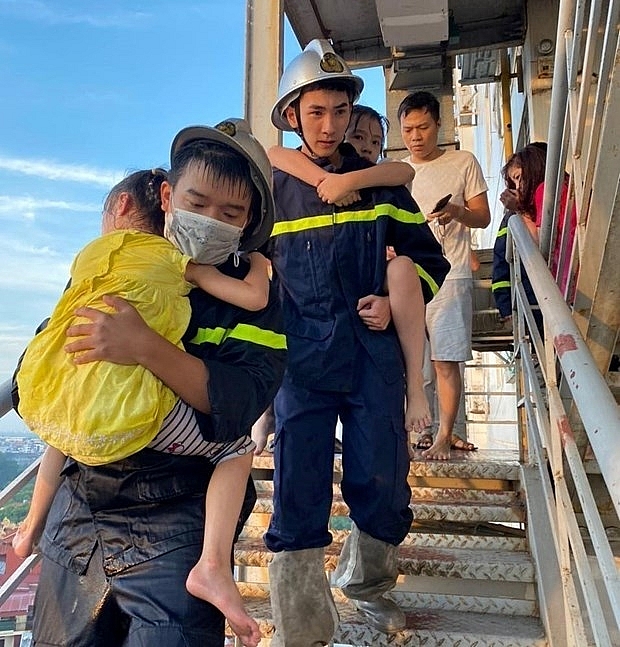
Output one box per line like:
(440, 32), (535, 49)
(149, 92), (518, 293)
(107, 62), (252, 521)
(0, 0), (151, 28)
(0, 156), (123, 187)
(0, 195), (100, 217)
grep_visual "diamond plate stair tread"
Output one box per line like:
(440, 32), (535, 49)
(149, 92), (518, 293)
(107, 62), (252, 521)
(235, 538), (535, 582)
(254, 480), (520, 505)
(237, 583), (538, 618)
(251, 492), (525, 523)
(238, 586), (547, 646)
(253, 448), (521, 480)
(240, 526), (528, 551)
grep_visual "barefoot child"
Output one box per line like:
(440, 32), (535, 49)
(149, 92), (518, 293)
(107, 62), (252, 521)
(15, 122), (276, 647)
(267, 104), (431, 446)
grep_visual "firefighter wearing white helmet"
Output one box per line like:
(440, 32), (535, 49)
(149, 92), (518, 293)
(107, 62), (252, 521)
(271, 38), (364, 133)
(264, 38), (450, 645)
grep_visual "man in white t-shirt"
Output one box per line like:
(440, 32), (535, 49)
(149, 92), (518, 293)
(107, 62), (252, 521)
(398, 91), (490, 460)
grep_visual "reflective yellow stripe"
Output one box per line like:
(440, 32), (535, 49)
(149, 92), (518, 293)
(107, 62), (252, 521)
(272, 214), (333, 236)
(271, 203), (426, 237)
(372, 203), (426, 225)
(191, 327), (227, 345)
(229, 324), (287, 349)
(497, 227), (508, 238)
(416, 263), (440, 296)
(189, 324), (287, 350)
(491, 280), (511, 291)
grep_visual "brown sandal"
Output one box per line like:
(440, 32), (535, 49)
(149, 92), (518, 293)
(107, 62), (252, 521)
(450, 435), (477, 451)
(416, 433), (434, 449)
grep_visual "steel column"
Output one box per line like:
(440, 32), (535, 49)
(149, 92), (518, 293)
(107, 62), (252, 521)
(244, 0), (284, 148)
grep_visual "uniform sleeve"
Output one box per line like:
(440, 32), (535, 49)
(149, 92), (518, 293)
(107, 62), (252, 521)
(385, 185), (451, 303)
(492, 215), (513, 318)
(193, 286), (287, 442)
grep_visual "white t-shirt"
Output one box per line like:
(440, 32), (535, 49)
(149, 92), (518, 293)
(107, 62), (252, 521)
(404, 149), (488, 279)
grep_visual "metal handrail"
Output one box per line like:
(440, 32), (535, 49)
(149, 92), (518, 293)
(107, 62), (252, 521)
(509, 216), (620, 515)
(507, 215), (620, 645)
(0, 378), (43, 610)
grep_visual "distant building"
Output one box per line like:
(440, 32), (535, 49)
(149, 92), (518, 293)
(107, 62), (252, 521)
(0, 525), (39, 647)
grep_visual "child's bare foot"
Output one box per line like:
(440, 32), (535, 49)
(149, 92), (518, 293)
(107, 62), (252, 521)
(12, 520), (38, 559)
(186, 562), (261, 647)
(421, 433), (451, 460)
(405, 388), (431, 434)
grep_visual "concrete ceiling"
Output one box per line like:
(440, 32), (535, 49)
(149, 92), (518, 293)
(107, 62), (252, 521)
(283, 0), (527, 91)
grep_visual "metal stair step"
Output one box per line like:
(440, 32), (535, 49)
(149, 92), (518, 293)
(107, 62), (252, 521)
(250, 491), (525, 524)
(254, 480), (520, 505)
(234, 538), (535, 582)
(233, 584), (548, 647)
(240, 526), (528, 551)
(236, 582), (538, 618)
(252, 448), (521, 482)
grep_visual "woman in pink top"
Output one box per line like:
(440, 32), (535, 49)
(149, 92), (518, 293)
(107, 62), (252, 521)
(501, 143), (577, 298)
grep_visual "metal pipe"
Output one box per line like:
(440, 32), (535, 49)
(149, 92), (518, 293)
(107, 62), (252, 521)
(500, 48), (514, 160)
(540, 0), (577, 259)
(508, 215), (620, 518)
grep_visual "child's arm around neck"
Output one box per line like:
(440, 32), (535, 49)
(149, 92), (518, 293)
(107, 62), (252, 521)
(268, 145), (327, 187)
(269, 145), (415, 206)
(185, 252), (270, 311)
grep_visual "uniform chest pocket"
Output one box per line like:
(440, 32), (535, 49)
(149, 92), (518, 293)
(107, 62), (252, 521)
(285, 312), (334, 341)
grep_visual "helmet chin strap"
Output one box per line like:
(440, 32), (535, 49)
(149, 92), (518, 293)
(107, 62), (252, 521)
(294, 104), (319, 158)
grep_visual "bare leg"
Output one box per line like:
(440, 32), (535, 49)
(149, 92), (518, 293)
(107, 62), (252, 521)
(422, 360), (461, 460)
(251, 404), (275, 455)
(186, 452), (261, 647)
(13, 446), (65, 558)
(385, 256), (431, 440)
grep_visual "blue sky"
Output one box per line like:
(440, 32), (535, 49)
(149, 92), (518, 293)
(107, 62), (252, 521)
(0, 0), (385, 432)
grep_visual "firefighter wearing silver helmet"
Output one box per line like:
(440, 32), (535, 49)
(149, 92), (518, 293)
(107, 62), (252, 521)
(264, 38), (450, 645)
(271, 39), (364, 156)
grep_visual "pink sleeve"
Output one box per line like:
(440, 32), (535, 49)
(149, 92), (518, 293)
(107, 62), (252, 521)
(533, 182), (545, 227)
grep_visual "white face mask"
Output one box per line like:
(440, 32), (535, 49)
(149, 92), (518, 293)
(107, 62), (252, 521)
(164, 206), (243, 266)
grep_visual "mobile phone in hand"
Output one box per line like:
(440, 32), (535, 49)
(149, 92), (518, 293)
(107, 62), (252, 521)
(431, 193), (452, 213)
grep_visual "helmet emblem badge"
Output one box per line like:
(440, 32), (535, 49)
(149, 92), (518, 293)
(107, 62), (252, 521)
(320, 52), (344, 74)
(215, 120), (236, 137)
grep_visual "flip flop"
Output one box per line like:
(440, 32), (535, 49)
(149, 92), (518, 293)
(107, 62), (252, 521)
(416, 433), (434, 449)
(450, 435), (477, 451)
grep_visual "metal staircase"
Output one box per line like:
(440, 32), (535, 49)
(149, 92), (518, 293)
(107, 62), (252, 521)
(233, 450), (547, 646)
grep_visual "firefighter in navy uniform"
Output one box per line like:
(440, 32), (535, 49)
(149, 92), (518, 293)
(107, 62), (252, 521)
(264, 39), (450, 645)
(16, 120), (286, 647)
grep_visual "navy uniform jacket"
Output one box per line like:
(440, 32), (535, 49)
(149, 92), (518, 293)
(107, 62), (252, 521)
(269, 144), (450, 392)
(492, 212), (538, 319)
(14, 257), (287, 575)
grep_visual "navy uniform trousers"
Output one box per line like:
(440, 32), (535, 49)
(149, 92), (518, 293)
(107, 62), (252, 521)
(264, 348), (413, 552)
